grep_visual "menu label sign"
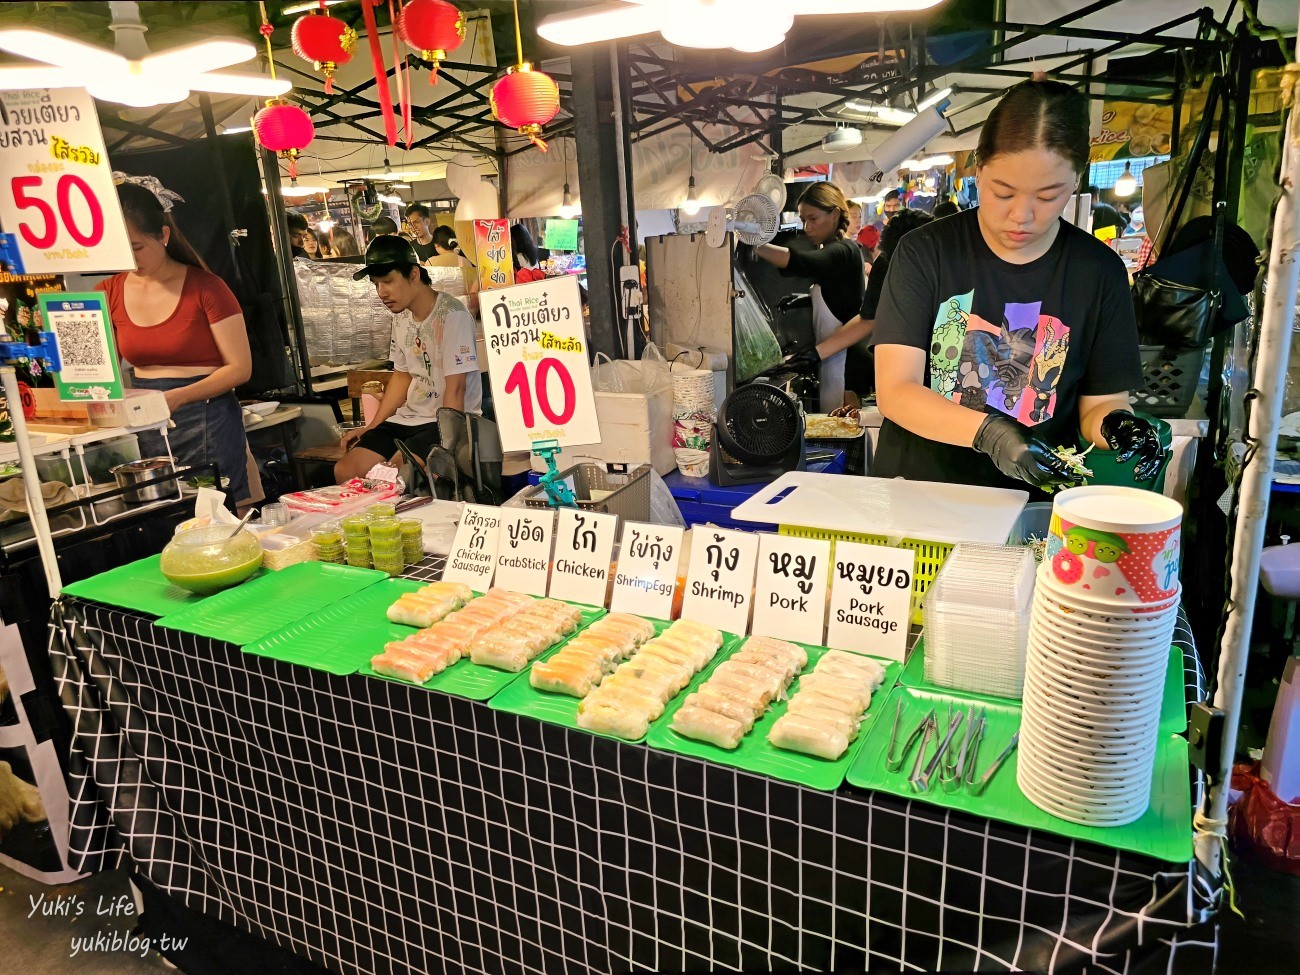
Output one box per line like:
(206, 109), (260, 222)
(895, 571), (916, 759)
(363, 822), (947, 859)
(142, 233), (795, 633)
(443, 505), (501, 589)
(548, 508), (617, 606)
(826, 541), (915, 662)
(610, 521), (684, 619)
(680, 528), (760, 635)
(494, 508), (555, 596)
(751, 534), (831, 645)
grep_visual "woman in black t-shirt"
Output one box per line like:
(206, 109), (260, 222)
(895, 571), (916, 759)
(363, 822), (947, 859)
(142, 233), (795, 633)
(871, 75), (1163, 493)
(753, 182), (865, 411)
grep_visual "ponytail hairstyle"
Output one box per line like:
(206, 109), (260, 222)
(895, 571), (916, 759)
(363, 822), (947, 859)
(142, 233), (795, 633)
(115, 181), (207, 270)
(797, 181), (851, 237)
(976, 73), (1091, 177)
(432, 224), (476, 268)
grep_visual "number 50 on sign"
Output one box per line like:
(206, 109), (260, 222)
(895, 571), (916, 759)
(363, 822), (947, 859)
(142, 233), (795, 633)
(481, 275), (600, 452)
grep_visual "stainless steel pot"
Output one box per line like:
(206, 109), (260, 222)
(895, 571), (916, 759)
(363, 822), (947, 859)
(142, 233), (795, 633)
(110, 457), (176, 504)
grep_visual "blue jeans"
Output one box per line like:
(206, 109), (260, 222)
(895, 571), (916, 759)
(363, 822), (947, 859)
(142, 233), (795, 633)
(132, 376), (250, 502)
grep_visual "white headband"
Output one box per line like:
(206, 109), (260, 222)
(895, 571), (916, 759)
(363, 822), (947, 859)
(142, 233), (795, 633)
(113, 172), (184, 212)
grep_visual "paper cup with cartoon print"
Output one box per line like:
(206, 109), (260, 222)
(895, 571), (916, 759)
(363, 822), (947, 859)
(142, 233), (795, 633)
(1043, 486), (1182, 606)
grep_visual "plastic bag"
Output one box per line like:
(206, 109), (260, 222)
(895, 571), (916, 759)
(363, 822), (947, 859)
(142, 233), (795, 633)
(647, 467), (686, 527)
(592, 344), (674, 394)
(733, 265), (783, 382)
(1230, 762), (1300, 876)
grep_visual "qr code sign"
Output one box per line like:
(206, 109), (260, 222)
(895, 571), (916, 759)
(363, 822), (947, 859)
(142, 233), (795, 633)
(56, 318), (108, 367)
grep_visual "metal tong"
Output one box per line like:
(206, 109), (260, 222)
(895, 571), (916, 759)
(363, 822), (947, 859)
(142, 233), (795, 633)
(940, 705), (979, 793)
(885, 704), (935, 773)
(910, 707), (965, 794)
(967, 730), (1019, 798)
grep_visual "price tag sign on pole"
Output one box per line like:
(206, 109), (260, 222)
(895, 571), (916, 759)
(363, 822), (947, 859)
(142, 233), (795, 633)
(549, 508), (618, 606)
(38, 292), (123, 402)
(751, 534), (831, 645)
(610, 521), (684, 619)
(493, 508), (555, 597)
(481, 276), (600, 453)
(0, 88), (133, 275)
(680, 528), (760, 635)
(826, 541), (915, 662)
(443, 505), (502, 590)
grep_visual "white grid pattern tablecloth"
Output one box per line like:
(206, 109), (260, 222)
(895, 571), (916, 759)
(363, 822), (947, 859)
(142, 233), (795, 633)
(48, 558), (1219, 974)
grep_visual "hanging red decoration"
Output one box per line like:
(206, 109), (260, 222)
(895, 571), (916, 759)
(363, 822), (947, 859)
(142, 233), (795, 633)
(490, 64), (560, 151)
(291, 12), (357, 94)
(397, 0), (465, 82)
(253, 100), (315, 179)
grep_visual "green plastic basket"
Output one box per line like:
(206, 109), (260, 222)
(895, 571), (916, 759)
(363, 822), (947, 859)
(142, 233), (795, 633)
(776, 525), (951, 624)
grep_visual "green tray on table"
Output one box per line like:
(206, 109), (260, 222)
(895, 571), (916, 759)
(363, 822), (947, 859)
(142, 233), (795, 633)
(646, 641), (902, 791)
(490, 621), (743, 744)
(360, 600), (607, 701)
(244, 578), (430, 675)
(901, 637), (1188, 734)
(845, 684), (1193, 862)
(155, 561), (388, 646)
(63, 554), (260, 617)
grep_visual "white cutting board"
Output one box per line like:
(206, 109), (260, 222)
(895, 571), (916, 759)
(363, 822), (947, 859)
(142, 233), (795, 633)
(730, 472), (1028, 545)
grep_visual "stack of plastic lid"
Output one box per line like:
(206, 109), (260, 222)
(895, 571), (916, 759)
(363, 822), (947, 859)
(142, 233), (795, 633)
(923, 542), (1036, 698)
(1019, 485), (1183, 828)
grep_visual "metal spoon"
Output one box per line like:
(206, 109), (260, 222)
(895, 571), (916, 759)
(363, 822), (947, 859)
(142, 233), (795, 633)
(224, 509), (256, 540)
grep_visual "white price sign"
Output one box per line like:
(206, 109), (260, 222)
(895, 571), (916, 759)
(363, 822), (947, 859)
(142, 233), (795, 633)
(680, 528), (760, 636)
(443, 505), (502, 590)
(0, 88), (133, 275)
(751, 534), (831, 645)
(480, 276), (600, 452)
(548, 508), (618, 606)
(826, 541), (915, 662)
(493, 508), (555, 596)
(610, 521), (684, 619)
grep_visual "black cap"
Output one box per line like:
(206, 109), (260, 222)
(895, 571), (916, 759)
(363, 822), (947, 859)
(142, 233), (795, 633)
(352, 234), (421, 280)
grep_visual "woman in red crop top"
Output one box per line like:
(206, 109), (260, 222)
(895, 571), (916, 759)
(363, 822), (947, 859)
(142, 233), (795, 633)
(98, 182), (253, 501)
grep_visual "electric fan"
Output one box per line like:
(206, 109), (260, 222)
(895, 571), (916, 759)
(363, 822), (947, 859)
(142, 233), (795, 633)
(706, 193), (780, 248)
(709, 383), (806, 486)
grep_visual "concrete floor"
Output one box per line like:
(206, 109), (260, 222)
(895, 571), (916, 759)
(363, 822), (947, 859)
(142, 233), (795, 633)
(0, 866), (175, 974)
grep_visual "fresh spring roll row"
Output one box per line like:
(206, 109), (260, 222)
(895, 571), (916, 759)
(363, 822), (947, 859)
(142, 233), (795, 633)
(528, 613), (657, 696)
(767, 650), (888, 760)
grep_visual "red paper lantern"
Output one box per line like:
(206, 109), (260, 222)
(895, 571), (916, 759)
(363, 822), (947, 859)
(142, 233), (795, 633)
(253, 100), (315, 179)
(291, 12), (357, 94)
(397, 0), (466, 80)
(490, 64), (560, 151)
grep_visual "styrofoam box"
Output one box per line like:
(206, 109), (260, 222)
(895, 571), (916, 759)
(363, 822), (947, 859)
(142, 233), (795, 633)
(531, 364), (675, 475)
(87, 388), (171, 428)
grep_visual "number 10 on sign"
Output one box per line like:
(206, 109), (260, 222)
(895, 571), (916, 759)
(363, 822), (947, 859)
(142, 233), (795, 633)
(481, 276), (600, 452)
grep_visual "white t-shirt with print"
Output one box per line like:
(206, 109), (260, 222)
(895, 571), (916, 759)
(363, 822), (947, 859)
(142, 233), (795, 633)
(388, 291), (482, 424)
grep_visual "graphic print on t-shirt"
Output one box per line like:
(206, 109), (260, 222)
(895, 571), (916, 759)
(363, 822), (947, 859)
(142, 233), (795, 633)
(928, 291), (1071, 427)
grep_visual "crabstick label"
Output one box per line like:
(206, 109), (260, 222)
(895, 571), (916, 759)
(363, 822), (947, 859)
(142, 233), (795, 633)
(680, 528), (760, 635)
(826, 541), (915, 662)
(548, 508), (618, 606)
(610, 521), (684, 618)
(493, 508), (555, 597)
(751, 535), (831, 645)
(444, 505), (501, 589)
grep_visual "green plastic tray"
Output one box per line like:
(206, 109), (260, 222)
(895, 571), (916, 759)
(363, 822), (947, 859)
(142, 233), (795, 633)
(360, 601), (607, 701)
(490, 621), (743, 743)
(646, 642), (903, 791)
(901, 637), (1187, 733)
(845, 685), (1193, 862)
(243, 578), (430, 674)
(156, 561), (388, 646)
(63, 555), (256, 617)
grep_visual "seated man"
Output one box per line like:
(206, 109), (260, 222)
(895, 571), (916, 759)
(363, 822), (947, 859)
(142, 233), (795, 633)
(335, 235), (482, 483)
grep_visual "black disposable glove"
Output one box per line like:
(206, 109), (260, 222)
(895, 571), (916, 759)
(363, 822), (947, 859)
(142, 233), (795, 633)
(776, 293), (812, 313)
(973, 414), (1085, 491)
(783, 346), (822, 370)
(1100, 411), (1164, 482)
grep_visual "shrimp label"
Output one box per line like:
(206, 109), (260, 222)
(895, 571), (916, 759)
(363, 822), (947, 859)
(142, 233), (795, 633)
(680, 528), (760, 636)
(826, 541), (915, 662)
(548, 508), (618, 606)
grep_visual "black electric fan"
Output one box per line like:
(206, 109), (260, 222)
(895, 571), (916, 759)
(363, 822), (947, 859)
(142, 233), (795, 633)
(710, 383), (806, 486)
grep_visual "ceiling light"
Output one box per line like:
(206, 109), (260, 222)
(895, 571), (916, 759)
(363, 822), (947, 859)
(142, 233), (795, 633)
(845, 101), (916, 126)
(916, 87), (953, 112)
(222, 124), (253, 134)
(282, 0), (350, 13)
(537, 1), (663, 46)
(822, 128), (863, 153)
(681, 176), (701, 217)
(559, 183), (581, 219)
(1114, 161), (1137, 198)
(377, 193), (404, 204)
(282, 181), (327, 197)
(318, 216), (336, 232)
(0, 13), (288, 108)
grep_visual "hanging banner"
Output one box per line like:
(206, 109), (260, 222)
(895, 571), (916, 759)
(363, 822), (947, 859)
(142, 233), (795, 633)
(473, 219), (514, 291)
(549, 508), (618, 606)
(0, 88), (133, 275)
(480, 275), (600, 453)
(1089, 100), (1174, 162)
(493, 508), (555, 597)
(37, 292), (123, 402)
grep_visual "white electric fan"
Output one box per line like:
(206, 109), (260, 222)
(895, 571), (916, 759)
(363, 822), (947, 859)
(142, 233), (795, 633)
(706, 193), (780, 248)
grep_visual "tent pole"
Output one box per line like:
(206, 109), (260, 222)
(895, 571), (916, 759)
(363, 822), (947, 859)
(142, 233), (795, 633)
(1197, 44), (1300, 877)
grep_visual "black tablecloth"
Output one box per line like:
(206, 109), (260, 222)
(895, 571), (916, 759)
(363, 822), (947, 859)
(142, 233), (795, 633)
(48, 562), (1220, 974)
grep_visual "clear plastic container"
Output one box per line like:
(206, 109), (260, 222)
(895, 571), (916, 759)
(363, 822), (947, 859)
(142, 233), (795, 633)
(368, 516), (401, 543)
(366, 502), (397, 520)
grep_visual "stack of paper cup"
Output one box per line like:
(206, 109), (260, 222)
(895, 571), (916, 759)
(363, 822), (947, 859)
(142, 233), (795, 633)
(1018, 485), (1183, 827)
(672, 369), (715, 478)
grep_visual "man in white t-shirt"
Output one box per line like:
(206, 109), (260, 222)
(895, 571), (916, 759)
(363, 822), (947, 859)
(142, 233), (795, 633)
(335, 235), (482, 482)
